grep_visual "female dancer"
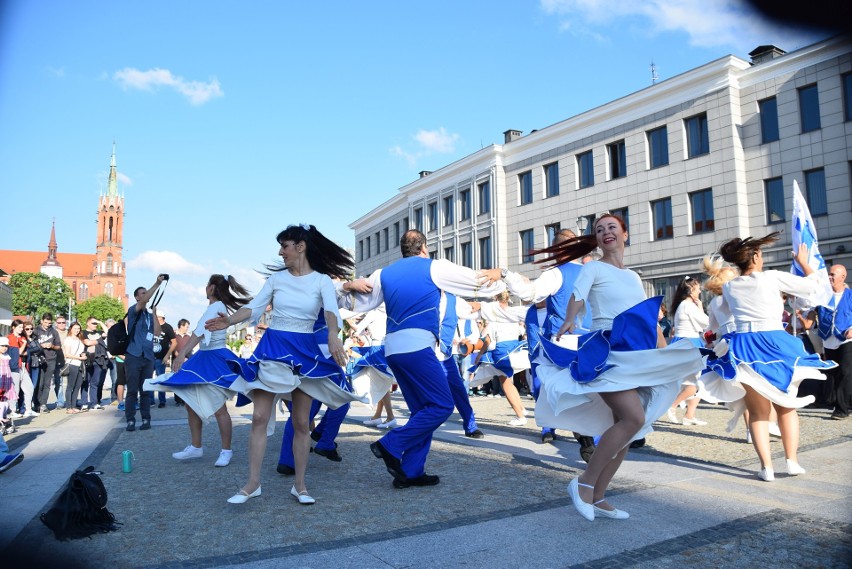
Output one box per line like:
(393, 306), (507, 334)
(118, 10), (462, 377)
(148, 274), (251, 467)
(493, 214), (704, 521)
(206, 224), (360, 505)
(712, 233), (834, 480)
(665, 277), (710, 426)
(62, 322), (87, 413)
(349, 305), (397, 429)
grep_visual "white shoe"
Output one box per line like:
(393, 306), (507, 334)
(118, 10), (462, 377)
(567, 477), (595, 521)
(363, 417), (384, 427)
(509, 416), (527, 426)
(593, 500), (630, 519)
(227, 486), (261, 504)
(24, 409), (39, 417)
(215, 450), (233, 467)
(768, 422), (782, 437)
(758, 467), (775, 482)
(665, 408), (679, 424)
(681, 417), (707, 426)
(290, 485), (315, 505)
(678, 400), (687, 409)
(10, 412), (23, 419)
(172, 445), (203, 460)
(786, 459), (806, 475)
(378, 418), (398, 429)
(746, 429), (753, 444)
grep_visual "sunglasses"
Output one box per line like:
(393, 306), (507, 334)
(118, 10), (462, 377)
(24, 327), (33, 331)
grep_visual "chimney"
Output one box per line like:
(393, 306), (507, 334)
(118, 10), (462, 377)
(503, 129), (522, 143)
(418, 170), (432, 178)
(748, 45), (785, 65)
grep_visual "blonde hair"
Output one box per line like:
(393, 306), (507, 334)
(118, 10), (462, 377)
(702, 255), (736, 295)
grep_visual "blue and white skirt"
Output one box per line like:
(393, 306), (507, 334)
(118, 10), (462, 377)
(534, 297), (706, 441)
(671, 336), (705, 387)
(467, 340), (530, 388)
(348, 345), (394, 408)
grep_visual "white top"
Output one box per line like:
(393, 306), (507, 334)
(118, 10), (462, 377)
(504, 265), (571, 303)
(572, 261), (646, 331)
(821, 290), (851, 350)
(722, 270), (822, 331)
(707, 296), (735, 336)
(484, 321), (523, 344)
(354, 305), (387, 344)
(673, 300), (709, 338)
(63, 335), (85, 367)
(194, 301), (229, 350)
(248, 270), (341, 333)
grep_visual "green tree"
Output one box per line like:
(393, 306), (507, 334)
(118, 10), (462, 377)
(9, 272), (73, 320)
(75, 294), (126, 324)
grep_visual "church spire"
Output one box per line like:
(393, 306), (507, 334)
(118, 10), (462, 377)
(41, 218), (62, 276)
(107, 141), (118, 197)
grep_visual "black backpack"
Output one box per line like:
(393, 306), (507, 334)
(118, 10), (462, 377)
(40, 466), (121, 540)
(106, 309), (142, 356)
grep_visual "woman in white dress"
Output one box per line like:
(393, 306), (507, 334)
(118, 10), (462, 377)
(521, 214), (705, 521)
(206, 224), (359, 505)
(665, 277), (710, 426)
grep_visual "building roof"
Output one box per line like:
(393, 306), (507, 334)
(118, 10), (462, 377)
(0, 250), (95, 279)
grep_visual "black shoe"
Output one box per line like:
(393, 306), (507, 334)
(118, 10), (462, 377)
(140, 419), (151, 431)
(830, 412), (849, 420)
(370, 440), (406, 481)
(157, 403), (165, 408)
(392, 474), (440, 489)
(312, 447), (343, 462)
(126, 421), (136, 432)
(575, 434), (595, 463)
(310, 430), (321, 443)
(465, 429), (485, 439)
(629, 437), (646, 449)
(277, 464), (295, 475)
(541, 431), (555, 444)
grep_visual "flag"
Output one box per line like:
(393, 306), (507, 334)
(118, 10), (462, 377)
(790, 179), (832, 309)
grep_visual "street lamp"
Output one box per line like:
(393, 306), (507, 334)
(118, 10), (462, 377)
(577, 215), (589, 236)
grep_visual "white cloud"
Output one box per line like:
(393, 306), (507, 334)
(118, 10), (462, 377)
(390, 127), (461, 166)
(390, 145), (417, 167)
(113, 67), (223, 105)
(127, 250), (208, 275)
(540, 0), (821, 52)
(117, 172), (132, 186)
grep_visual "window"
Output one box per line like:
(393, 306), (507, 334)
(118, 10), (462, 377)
(647, 126), (669, 168)
(685, 113), (709, 158)
(444, 245), (455, 263)
(805, 168), (827, 216)
(519, 171), (533, 205)
(478, 180), (491, 214)
(609, 207), (630, 245)
(79, 283), (89, 301)
(460, 242), (472, 268)
(652, 198), (673, 240)
(375, 232), (380, 254)
(607, 140), (626, 179)
(759, 97), (779, 143)
(428, 203), (438, 231)
(519, 229), (535, 263)
(358, 240), (364, 261)
(394, 222), (400, 244)
(443, 196), (454, 226)
(104, 283), (114, 298)
(479, 236), (492, 268)
(844, 73), (852, 121)
(365, 236), (371, 258)
(764, 177), (785, 223)
(581, 214), (595, 236)
(689, 189), (714, 233)
(428, 250), (437, 260)
(577, 151), (594, 188)
(459, 189), (471, 221)
(403, 216), (409, 231)
(383, 228), (389, 252)
(545, 222), (562, 245)
(106, 253), (114, 273)
(413, 209), (423, 232)
(799, 84), (821, 132)
(544, 162), (560, 197)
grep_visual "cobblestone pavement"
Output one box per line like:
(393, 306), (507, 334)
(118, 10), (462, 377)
(3, 391), (850, 569)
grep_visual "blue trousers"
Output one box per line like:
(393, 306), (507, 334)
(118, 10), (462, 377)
(442, 357), (478, 434)
(277, 399), (350, 468)
(382, 348), (453, 479)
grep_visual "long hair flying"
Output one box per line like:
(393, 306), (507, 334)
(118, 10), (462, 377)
(267, 224), (354, 280)
(719, 232), (780, 273)
(531, 214), (627, 268)
(208, 274), (252, 313)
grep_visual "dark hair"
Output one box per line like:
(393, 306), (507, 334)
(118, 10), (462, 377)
(133, 286), (146, 298)
(670, 276), (699, 320)
(268, 224), (354, 280)
(41, 312), (53, 321)
(400, 229), (427, 258)
(207, 274), (252, 312)
(532, 214), (627, 267)
(68, 321), (83, 339)
(177, 318), (190, 328)
(719, 232), (780, 273)
(11, 319), (26, 328)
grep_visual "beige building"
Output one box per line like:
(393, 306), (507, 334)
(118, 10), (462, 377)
(351, 37), (852, 301)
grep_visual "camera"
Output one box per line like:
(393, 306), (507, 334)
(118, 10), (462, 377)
(160, 274), (170, 281)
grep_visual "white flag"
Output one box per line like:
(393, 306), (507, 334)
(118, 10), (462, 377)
(790, 179), (832, 308)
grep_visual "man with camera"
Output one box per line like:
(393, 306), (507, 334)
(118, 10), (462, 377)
(124, 274), (167, 432)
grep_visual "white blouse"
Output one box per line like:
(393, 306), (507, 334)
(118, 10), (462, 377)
(247, 270), (341, 333)
(572, 261), (646, 331)
(722, 270), (821, 331)
(193, 301), (229, 350)
(673, 300), (709, 338)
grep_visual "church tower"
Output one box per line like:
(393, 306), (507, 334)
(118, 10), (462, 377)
(93, 142), (126, 303)
(40, 220), (63, 278)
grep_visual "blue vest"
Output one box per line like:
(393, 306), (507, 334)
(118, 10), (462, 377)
(525, 305), (543, 359)
(815, 289), (852, 341)
(543, 263), (589, 338)
(438, 293), (458, 356)
(380, 256), (441, 338)
(127, 309), (154, 360)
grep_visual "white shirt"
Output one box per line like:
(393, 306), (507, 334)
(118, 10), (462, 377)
(673, 300), (709, 338)
(708, 296), (735, 336)
(572, 261), (646, 331)
(248, 270), (342, 332)
(194, 301), (230, 350)
(722, 270), (822, 331)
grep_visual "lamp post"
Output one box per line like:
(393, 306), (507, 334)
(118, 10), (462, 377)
(577, 215), (589, 236)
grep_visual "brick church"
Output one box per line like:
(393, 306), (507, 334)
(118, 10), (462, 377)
(0, 144), (127, 307)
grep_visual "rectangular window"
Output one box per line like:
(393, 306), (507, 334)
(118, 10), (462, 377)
(805, 168), (827, 216)
(478, 180), (491, 214)
(444, 245), (454, 263)
(607, 140), (627, 179)
(460, 242), (472, 268)
(366, 236), (371, 258)
(545, 222), (561, 245)
(358, 240), (364, 261)
(519, 229), (535, 263)
(647, 126), (669, 168)
(799, 84), (821, 132)
(479, 236), (492, 269)
(428, 202), (438, 232)
(581, 214), (595, 236)
(689, 189), (714, 233)
(764, 177), (785, 223)
(393, 222), (400, 244)
(383, 228), (389, 252)
(429, 250), (437, 260)
(652, 198), (674, 240)
(443, 196), (454, 226)
(609, 207), (630, 245)
(685, 113), (709, 158)
(844, 73), (852, 122)
(375, 232), (381, 254)
(459, 189), (471, 221)
(759, 97), (779, 143)
(544, 162), (560, 197)
(519, 171), (533, 205)
(403, 216), (409, 231)
(577, 151), (594, 188)
(413, 209), (423, 232)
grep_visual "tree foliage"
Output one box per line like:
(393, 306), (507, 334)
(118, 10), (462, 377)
(74, 294), (126, 324)
(9, 272), (74, 320)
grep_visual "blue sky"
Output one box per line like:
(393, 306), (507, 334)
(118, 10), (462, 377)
(0, 0), (829, 323)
